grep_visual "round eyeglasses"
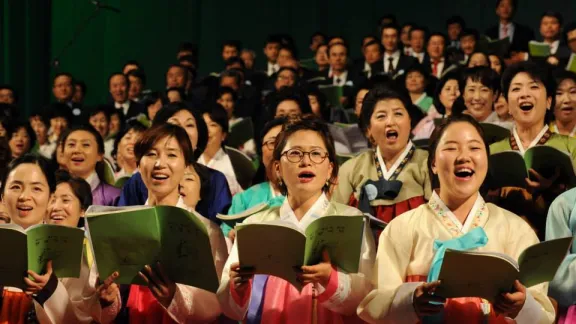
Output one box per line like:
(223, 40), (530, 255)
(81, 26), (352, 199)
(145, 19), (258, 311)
(281, 148), (328, 164)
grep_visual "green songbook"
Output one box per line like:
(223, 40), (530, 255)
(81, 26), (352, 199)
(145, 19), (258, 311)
(567, 53), (576, 73)
(0, 224), (84, 289)
(529, 41), (551, 57)
(318, 85), (344, 108)
(481, 123), (510, 145)
(236, 215), (365, 290)
(227, 118), (254, 149)
(435, 237), (573, 302)
(478, 37), (511, 58)
(488, 146), (576, 189)
(86, 205), (219, 293)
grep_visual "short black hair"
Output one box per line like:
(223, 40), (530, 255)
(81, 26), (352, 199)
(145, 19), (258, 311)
(48, 103), (73, 124)
(75, 80), (87, 96)
(460, 28), (480, 41)
(220, 69), (242, 87)
(177, 42), (197, 55)
(127, 69), (147, 86)
(467, 51), (491, 67)
(0, 85), (18, 103)
(501, 61), (556, 106)
(222, 40), (242, 52)
(271, 87), (313, 117)
(540, 11), (564, 27)
(564, 22), (576, 43)
(88, 105), (111, 124)
(141, 91), (163, 109)
(378, 14), (398, 27)
(409, 26), (428, 40)
(446, 15), (466, 28)
(1, 154), (56, 195)
(305, 87), (329, 121)
(204, 104), (229, 135)
(554, 70), (576, 86)
(428, 32), (447, 45)
(310, 32), (327, 44)
(107, 72), (130, 88)
(54, 170), (93, 211)
(380, 23), (400, 36)
(63, 124), (105, 155)
(135, 123), (195, 168)
(359, 85), (416, 135)
(433, 71), (462, 115)
(217, 86), (238, 102)
(460, 66), (501, 95)
(363, 40), (383, 53)
(6, 121), (36, 150)
(112, 120), (148, 162)
(53, 72), (73, 85)
(327, 42), (349, 56)
(265, 34), (283, 46)
(279, 45), (298, 60)
(225, 56), (246, 69)
(495, 0), (518, 12)
(152, 102), (208, 159)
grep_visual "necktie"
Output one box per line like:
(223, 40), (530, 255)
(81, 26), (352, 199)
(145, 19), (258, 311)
(387, 57), (395, 75)
(432, 60), (439, 77)
(334, 77), (340, 86)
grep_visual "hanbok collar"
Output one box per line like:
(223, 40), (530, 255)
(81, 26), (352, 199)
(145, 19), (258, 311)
(376, 141), (414, 180)
(511, 124), (551, 155)
(279, 193), (330, 230)
(550, 122), (576, 137)
(85, 171), (100, 192)
(428, 191), (487, 237)
(268, 181), (279, 198)
(144, 196), (189, 211)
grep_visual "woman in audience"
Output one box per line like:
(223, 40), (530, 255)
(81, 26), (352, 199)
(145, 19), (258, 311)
(218, 116), (375, 323)
(271, 87), (313, 118)
(88, 106), (115, 163)
(467, 51), (490, 68)
(333, 86), (431, 224)
(108, 109), (124, 139)
(199, 104), (243, 195)
(47, 104), (71, 145)
(489, 54), (506, 75)
(142, 91), (163, 125)
(221, 117), (287, 238)
(0, 154), (100, 323)
(62, 125), (120, 206)
(7, 121), (35, 160)
(31, 114), (57, 159)
(461, 66), (513, 129)
(0, 116), (8, 137)
(179, 162), (211, 212)
(412, 71), (461, 140)
(306, 87), (330, 121)
(217, 86), (256, 157)
(405, 65), (434, 114)
(354, 84), (372, 118)
(358, 114), (555, 323)
(106, 123), (227, 323)
(490, 61), (576, 238)
(550, 71), (576, 137)
(546, 188), (576, 322)
(494, 93), (513, 123)
(314, 44), (329, 72)
(112, 121), (147, 180)
(118, 102), (232, 223)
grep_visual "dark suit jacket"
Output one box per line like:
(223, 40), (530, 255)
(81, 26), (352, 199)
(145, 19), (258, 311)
(372, 54), (418, 77)
(124, 100), (145, 120)
(485, 22), (535, 53)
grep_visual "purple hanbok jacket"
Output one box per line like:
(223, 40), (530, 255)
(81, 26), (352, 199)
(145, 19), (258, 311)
(92, 182), (121, 206)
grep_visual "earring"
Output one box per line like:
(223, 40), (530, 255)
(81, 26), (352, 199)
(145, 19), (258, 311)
(278, 178), (283, 188)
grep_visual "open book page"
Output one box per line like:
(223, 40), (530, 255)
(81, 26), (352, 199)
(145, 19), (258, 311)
(567, 53), (576, 73)
(303, 215), (365, 273)
(435, 250), (518, 302)
(85, 205), (152, 216)
(518, 237), (573, 288)
(0, 226), (27, 288)
(529, 41), (551, 57)
(86, 207), (162, 285)
(26, 224), (84, 279)
(156, 206), (219, 292)
(488, 151), (528, 188)
(524, 146), (576, 185)
(236, 222), (306, 290)
(217, 202), (269, 222)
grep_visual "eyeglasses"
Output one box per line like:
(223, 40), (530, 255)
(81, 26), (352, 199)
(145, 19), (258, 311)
(262, 138), (276, 150)
(281, 148), (328, 164)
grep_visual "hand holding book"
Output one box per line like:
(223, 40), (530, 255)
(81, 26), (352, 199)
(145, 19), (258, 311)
(493, 280), (526, 319)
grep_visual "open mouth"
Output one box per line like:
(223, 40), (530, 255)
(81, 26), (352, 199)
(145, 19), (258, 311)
(561, 106), (574, 113)
(16, 205), (33, 216)
(386, 130), (399, 140)
(71, 156), (85, 163)
(519, 102), (534, 112)
(151, 172), (169, 181)
(49, 214), (65, 222)
(454, 167), (475, 180)
(298, 171), (316, 183)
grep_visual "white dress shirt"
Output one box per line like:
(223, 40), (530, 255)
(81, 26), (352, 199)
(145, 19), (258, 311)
(549, 40), (560, 55)
(267, 62), (279, 76)
(332, 71), (349, 86)
(412, 52), (425, 63)
(198, 148), (243, 195)
(430, 58), (445, 79)
(115, 101), (130, 116)
(499, 23), (515, 42)
(383, 51), (401, 74)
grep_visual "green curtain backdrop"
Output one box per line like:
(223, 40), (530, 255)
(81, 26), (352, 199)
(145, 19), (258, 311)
(2, 0), (574, 117)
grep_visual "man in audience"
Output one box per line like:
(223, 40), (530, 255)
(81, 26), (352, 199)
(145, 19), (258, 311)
(538, 12), (570, 65)
(241, 49), (256, 70)
(277, 46), (297, 68)
(565, 22), (576, 67)
(485, 0), (534, 60)
(401, 23), (414, 55)
(0, 85), (16, 105)
(122, 60), (141, 75)
(446, 16), (465, 49)
(127, 69), (146, 102)
(166, 64), (188, 90)
(424, 33), (452, 78)
(309, 32), (326, 54)
(222, 40), (242, 65)
(409, 26), (427, 63)
(354, 39), (383, 79)
(177, 42), (197, 61)
(379, 23), (418, 76)
(260, 35), (281, 77)
(52, 73), (74, 105)
(72, 81), (86, 105)
(109, 72), (144, 119)
(320, 42), (365, 106)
